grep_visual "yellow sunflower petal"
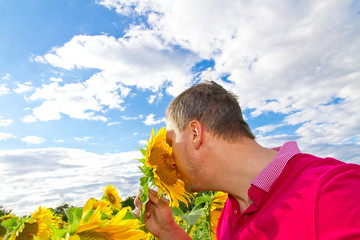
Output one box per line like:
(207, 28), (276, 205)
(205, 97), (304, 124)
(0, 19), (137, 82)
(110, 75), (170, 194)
(143, 127), (193, 207)
(210, 191), (228, 240)
(103, 185), (122, 210)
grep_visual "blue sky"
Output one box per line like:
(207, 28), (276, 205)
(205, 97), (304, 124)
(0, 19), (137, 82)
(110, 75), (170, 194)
(0, 0), (359, 215)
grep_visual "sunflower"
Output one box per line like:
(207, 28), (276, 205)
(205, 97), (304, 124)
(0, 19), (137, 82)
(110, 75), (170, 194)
(140, 127), (193, 208)
(67, 198), (148, 240)
(0, 225), (6, 240)
(209, 191), (228, 240)
(103, 185), (122, 211)
(10, 206), (59, 240)
(90, 198), (113, 217)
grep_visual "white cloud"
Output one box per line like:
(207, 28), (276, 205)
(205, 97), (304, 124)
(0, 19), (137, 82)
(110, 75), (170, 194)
(96, 0), (360, 149)
(0, 117), (13, 127)
(147, 92), (163, 104)
(138, 140), (147, 146)
(21, 136), (45, 145)
(29, 79), (112, 122)
(107, 121), (121, 126)
(0, 148), (142, 215)
(147, 95), (156, 104)
(27, 0), (359, 160)
(107, 114), (144, 125)
(0, 84), (10, 95)
(143, 113), (166, 126)
(0, 132), (14, 141)
(74, 136), (91, 142)
(36, 33), (197, 93)
(120, 114), (144, 120)
(50, 77), (63, 82)
(22, 115), (37, 123)
(1, 73), (10, 80)
(13, 82), (33, 94)
(254, 123), (285, 135)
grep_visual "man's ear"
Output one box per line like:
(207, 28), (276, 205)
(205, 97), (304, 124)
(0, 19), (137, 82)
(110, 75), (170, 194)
(189, 120), (203, 150)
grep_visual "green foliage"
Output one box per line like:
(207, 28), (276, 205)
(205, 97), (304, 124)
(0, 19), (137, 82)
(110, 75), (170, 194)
(171, 191), (219, 240)
(52, 203), (73, 222)
(0, 191), (221, 239)
(0, 204), (12, 217)
(66, 207), (83, 235)
(122, 196), (136, 210)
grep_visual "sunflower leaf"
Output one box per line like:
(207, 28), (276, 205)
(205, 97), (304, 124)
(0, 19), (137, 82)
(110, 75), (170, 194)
(179, 205), (204, 226)
(139, 148), (147, 156)
(195, 196), (209, 206)
(140, 176), (149, 186)
(48, 222), (67, 240)
(138, 157), (145, 164)
(65, 207), (83, 234)
(1, 217), (18, 231)
(140, 183), (149, 208)
(123, 211), (136, 220)
(171, 207), (184, 216)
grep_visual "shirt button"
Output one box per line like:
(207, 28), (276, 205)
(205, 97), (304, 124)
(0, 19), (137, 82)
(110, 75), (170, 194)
(234, 210), (239, 215)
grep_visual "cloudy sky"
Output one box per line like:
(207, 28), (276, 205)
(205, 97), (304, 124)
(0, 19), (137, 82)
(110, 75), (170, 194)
(0, 0), (359, 215)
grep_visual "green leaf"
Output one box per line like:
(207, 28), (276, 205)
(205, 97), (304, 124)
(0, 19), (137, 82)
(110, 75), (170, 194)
(140, 176), (149, 187)
(171, 207), (184, 216)
(140, 148), (147, 156)
(195, 196), (209, 206)
(65, 207), (83, 234)
(48, 221), (67, 240)
(179, 205), (204, 226)
(1, 217), (18, 231)
(138, 157), (146, 164)
(140, 184), (149, 208)
(123, 211), (136, 220)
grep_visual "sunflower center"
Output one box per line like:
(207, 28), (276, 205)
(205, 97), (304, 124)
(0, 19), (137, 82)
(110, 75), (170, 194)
(0, 225), (6, 237)
(16, 222), (38, 240)
(78, 231), (111, 240)
(108, 194), (116, 205)
(150, 147), (177, 185)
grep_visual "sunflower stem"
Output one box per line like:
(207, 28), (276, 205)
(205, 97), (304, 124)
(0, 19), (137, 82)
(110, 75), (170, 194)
(186, 224), (193, 235)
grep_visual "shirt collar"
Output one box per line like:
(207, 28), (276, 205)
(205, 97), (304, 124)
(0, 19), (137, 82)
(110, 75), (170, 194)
(251, 141), (301, 192)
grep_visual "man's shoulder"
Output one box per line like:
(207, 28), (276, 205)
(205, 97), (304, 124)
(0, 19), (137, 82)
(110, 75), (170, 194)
(287, 153), (360, 188)
(289, 153), (352, 174)
(276, 153), (359, 189)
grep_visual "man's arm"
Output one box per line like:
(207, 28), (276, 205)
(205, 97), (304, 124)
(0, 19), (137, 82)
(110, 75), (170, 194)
(134, 189), (191, 240)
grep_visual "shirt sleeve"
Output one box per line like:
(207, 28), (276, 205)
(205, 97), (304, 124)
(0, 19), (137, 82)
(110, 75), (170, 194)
(315, 164), (360, 240)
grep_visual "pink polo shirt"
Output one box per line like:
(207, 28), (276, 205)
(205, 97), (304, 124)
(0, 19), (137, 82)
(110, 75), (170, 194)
(217, 141), (360, 240)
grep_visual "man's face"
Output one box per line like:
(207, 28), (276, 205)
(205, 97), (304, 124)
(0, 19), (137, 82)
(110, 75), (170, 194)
(166, 119), (201, 193)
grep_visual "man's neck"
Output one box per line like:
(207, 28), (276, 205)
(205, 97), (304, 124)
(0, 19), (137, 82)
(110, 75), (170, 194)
(211, 138), (278, 211)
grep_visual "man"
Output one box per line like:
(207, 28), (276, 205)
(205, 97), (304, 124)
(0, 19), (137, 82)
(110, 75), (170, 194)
(134, 81), (360, 239)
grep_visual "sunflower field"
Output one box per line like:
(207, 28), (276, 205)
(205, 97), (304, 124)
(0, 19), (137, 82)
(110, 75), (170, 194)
(0, 128), (227, 240)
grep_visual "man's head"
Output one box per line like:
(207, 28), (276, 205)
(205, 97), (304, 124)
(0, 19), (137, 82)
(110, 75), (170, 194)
(166, 81), (255, 142)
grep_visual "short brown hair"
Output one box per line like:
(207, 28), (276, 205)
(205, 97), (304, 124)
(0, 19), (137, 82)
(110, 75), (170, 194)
(166, 81), (255, 142)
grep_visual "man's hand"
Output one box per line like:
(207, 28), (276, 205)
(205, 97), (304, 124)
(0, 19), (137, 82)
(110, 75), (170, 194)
(134, 189), (191, 240)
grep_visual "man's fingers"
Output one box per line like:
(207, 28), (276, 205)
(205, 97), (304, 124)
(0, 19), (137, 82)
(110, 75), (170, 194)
(148, 189), (162, 206)
(133, 207), (140, 219)
(134, 189), (142, 209)
(148, 189), (169, 207)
